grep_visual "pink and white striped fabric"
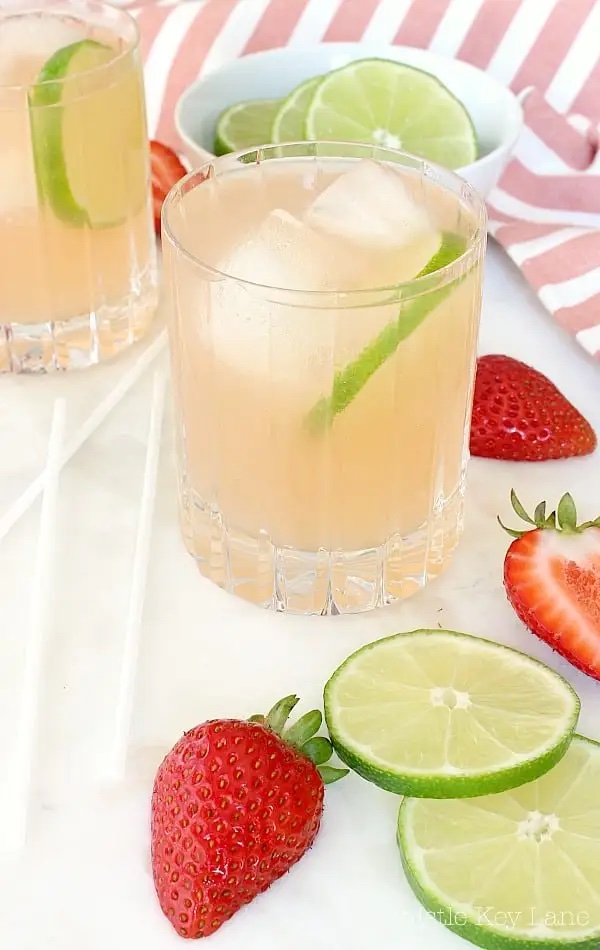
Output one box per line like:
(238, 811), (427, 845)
(488, 89), (600, 357)
(132, 0), (600, 359)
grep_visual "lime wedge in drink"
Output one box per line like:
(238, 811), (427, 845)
(306, 232), (467, 432)
(398, 735), (600, 949)
(214, 99), (281, 155)
(29, 40), (148, 228)
(306, 59), (477, 169)
(324, 630), (579, 798)
(272, 77), (321, 143)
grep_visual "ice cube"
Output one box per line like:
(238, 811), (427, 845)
(304, 159), (435, 250)
(209, 277), (317, 379)
(210, 210), (358, 379)
(221, 208), (356, 292)
(209, 200), (438, 380)
(212, 205), (395, 377)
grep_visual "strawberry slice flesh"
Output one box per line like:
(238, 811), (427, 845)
(149, 140), (187, 235)
(505, 528), (600, 678)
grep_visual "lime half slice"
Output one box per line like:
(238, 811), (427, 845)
(399, 735), (600, 949)
(306, 231), (467, 432)
(214, 99), (281, 155)
(29, 40), (148, 228)
(324, 630), (579, 798)
(306, 58), (477, 169)
(272, 77), (321, 143)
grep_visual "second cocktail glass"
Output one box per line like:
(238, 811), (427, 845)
(0, 0), (158, 372)
(163, 142), (486, 614)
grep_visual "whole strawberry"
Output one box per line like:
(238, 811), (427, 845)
(151, 696), (346, 939)
(501, 490), (600, 680)
(470, 354), (596, 460)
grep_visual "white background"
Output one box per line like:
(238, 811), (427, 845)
(0, 241), (599, 949)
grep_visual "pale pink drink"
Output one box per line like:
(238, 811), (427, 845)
(163, 143), (486, 614)
(0, 0), (157, 372)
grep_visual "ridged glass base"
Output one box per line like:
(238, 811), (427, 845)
(0, 266), (158, 373)
(180, 487), (465, 615)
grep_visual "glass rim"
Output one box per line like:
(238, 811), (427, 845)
(162, 141), (487, 304)
(0, 0), (140, 93)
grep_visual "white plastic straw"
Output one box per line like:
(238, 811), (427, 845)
(108, 369), (167, 780)
(0, 329), (168, 546)
(3, 398), (66, 853)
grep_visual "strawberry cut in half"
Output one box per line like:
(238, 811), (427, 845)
(151, 695), (347, 939)
(150, 140), (187, 235)
(501, 490), (600, 680)
(470, 354), (596, 461)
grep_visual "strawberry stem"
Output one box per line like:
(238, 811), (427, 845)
(284, 710), (322, 748)
(500, 490), (599, 537)
(265, 695), (300, 734)
(556, 493), (577, 533)
(248, 696), (348, 786)
(318, 765), (349, 785)
(302, 737), (333, 766)
(497, 516), (525, 539)
(581, 516), (600, 529)
(510, 489), (537, 526)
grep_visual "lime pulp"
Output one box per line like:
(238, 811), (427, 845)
(29, 39), (148, 228)
(306, 58), (478, 169)
(271, 76), (321, 143)
(399, 735), (600, 949)
(323, 630), (580, 797)
(214, 99), (281, 155)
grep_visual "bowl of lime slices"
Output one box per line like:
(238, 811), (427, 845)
(175, 43), (523, 196)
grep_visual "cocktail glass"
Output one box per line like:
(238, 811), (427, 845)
(0, 0), (158, 372)
(162, 142), (486, 614)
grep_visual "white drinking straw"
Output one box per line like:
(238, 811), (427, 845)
(108, 368), (167, 781)
(0, 329), (168, 547)
(3, 398), (66, 854)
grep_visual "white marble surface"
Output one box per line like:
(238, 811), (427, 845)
(0, 241), (599, 950)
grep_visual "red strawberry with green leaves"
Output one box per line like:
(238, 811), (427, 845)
(151, 695), (347, 939)
(501, 490), (600, 680)
(470, 354), (596, 460)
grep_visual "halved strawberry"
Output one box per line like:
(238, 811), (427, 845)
(150, 140), (187, 235)
(501, 490), (600, 680)
(470, 354), (596, 460)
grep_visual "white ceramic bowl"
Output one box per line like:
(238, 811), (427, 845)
(175, 43), (523, 197)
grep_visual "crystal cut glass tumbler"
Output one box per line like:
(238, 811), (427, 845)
(0, 0), (158, 372)
(162, 142), (486, 614)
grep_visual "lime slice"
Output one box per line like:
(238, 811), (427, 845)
(323, 630), (579, 798)
(272, 77), (321, 143)
(29, 40), (148, 228)
(214, 99), (281, 155)
(306, 59), (477, 169)
(398, 735), (600, 949)
(306, 232), (466, 432)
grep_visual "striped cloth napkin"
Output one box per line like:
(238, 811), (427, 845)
(133, 0), (600, 359)
(488, 89), (600, 357)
